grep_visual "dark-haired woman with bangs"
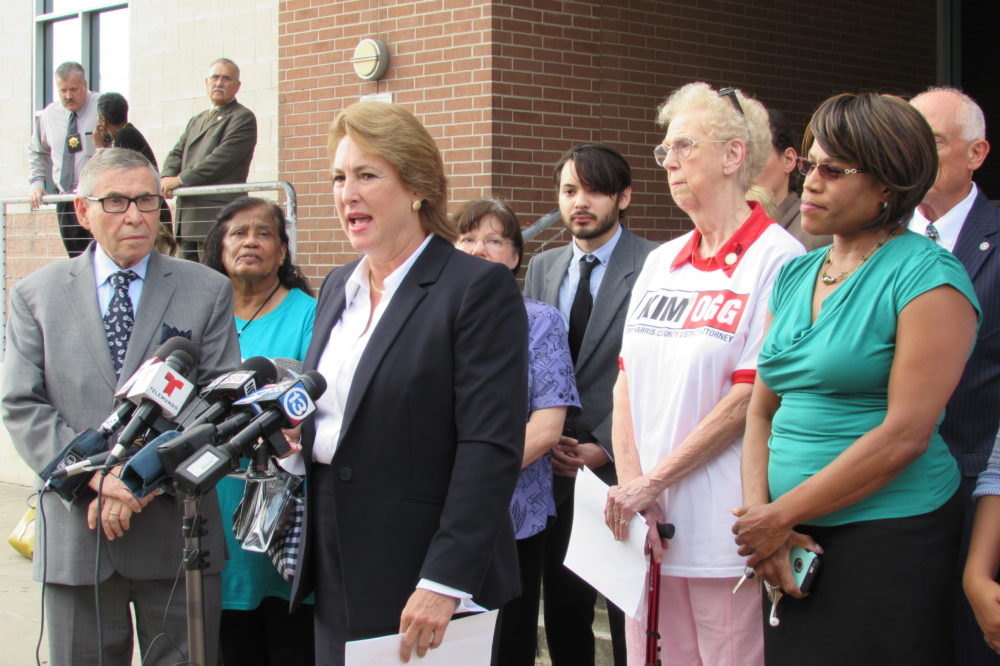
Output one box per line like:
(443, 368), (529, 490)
(733, 93), (980, 664)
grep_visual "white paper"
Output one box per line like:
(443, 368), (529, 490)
(563, 466), (650, 620)
(345, 610), (498, 666)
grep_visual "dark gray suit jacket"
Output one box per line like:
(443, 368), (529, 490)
(2, 247), (241, 585)
(161, 99), (257, 241)
(941, 190), (1000, 479)
(523, 226), (656, 484)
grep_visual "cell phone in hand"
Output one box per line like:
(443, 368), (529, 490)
(789, 545), (820, 594)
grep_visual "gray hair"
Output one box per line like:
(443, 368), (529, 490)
(209, 57), (241, 80)
(656, 82), (772, 192)
(77, 148), (160, 197)
(914, 86), (986, 142)
(55, 61), (86, 82)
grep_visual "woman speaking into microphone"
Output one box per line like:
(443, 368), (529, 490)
(288, 102), (528, 665)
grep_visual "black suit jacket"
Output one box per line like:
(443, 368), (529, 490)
(941, 190), (1000, 478)
(290, 236), (527, 638)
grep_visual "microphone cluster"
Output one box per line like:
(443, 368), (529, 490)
(41, 337), (327, 502)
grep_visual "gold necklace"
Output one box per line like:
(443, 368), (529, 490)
(369, 273), (384, 295)
(820, 228), (896, 285)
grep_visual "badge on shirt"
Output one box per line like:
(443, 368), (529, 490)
(66, 133), (82, 153)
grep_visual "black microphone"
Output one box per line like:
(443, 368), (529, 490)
(173, 372), (327, 495)
(44, 338), (200, 485)
(109, 339), (200, 466)
(120, 411), (254, 497)
(185, 356), (277, 429)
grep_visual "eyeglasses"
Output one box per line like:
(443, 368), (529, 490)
(455, 236), (513, 252)
(796, 157), (869, 180)
(718, 87), (745, 116)
(654, 139), (728, 165)
(85, 194), (163, 213)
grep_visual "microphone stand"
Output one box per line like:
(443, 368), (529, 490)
(181, 492), (209, 666)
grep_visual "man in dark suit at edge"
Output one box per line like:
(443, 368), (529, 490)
(524, 143), (656, 666)
(909, 87), (1000, 666)
(161, 57), (257, 261)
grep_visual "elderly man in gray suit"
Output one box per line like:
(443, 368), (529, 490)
(161, 57), (257, 262)
(524, 143), (656, 666)
(2, 148), (241, 665)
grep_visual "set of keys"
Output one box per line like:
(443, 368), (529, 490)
(731, 566), (784, 627)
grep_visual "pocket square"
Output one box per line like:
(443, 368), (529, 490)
(161, 323), (192, 343)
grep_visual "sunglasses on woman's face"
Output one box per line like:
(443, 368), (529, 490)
(796, 157), (869, 181)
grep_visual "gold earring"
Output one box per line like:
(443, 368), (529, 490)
(411, 200), (422, 212)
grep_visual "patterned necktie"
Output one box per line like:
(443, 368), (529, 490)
(103, 270), (138, 375)
(568, 255), (597, 362)
(59, 111), (77, 193)
(925, 221), (940, 242)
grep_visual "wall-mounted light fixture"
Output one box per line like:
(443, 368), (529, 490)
(351, 38), (390, 81)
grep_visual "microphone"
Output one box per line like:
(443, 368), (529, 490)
(109, 339), (200, 466)
(120, 412), (254, 497)
(227, 371), (327, 456)
(43, 337), (201, 488)
(173, 372), (327, 495)
(185, 356), (278, 429)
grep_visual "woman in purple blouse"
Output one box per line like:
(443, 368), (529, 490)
(455, 198), (581, 665)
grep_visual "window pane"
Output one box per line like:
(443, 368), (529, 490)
(50, 17), (81, 76)
(96, 7), (129, 97)
(48, 0), (97, 12)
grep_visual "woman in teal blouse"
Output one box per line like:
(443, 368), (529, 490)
(732, 93), (980, 664)
(204, 197), (317, 666)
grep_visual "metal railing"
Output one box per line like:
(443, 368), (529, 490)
(0, 181), (297, 360)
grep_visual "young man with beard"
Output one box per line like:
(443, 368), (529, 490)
(524, 143), (656, 665)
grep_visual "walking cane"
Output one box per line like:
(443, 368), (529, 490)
(645, 522), (676, 666)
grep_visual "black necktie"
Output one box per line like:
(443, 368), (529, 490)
(568, 255), (597, 362)
(59, 111), (77, 193)
(103, 270), (138, 375)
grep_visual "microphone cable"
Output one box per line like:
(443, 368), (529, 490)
(35, 487), (48, 666)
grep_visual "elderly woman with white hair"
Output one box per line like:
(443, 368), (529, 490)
(603, 82), (804, 665)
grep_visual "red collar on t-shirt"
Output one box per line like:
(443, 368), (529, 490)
(670, 201), (776, 277)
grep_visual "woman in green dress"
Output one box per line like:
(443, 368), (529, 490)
(732, 92), (980, 664)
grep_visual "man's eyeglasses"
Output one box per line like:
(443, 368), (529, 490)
(456, 236), (512, 252)
(85, 194), (163, 213)
(796, 157), (869, 181)
(654, 139), (728, 165)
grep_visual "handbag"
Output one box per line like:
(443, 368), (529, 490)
(267, 488), (304, 582)
(7, 494), (37, 560)
(231, 461), (304, 581)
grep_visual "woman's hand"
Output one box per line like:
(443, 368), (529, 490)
(964, 576), (1000, 654)
(605, 475), (661, 541)
(641, 503), (671, 563)
(732, 502), (797, 566)
(750, 531), (821, 600)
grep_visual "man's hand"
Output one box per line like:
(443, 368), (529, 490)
(161, 176), (182, 199)
(94, 121), (111, 149)
(398, 589), (458, 662)
(29, 187), (45, 209)
(86, 468), (157, 540)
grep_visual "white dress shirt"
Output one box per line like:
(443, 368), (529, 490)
(93, 246), (150, 316)
(907, 183), (979, 253)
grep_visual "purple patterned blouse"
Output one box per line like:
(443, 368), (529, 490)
(510, 297), (581, 540)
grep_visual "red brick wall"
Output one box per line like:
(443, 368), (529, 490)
(277, 0), (937, 282)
